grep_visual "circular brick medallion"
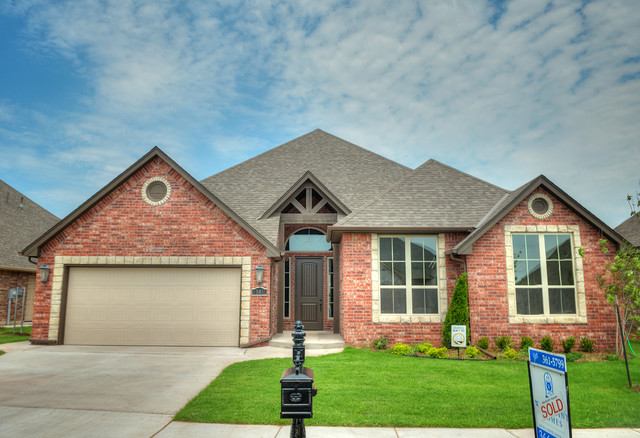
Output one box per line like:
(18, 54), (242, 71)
(527, 193), (553, 220)
(142, 177), (171, 206)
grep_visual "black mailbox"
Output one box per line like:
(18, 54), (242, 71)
(280, 366), (317, 419)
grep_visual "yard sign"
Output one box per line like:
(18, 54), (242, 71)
(450, 325), (467, 348)
(528, 348), (572, 438)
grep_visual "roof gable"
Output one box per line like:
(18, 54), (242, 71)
(22, 147), (281, 258)
(450, 175), (626, 255)
(615, 215), (640, 247)
(0, 180), (59, 270)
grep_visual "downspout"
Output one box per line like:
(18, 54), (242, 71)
(28, 256), (38, 265)
(449, 253), (466, 273)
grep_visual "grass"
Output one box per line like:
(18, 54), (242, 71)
(175, 347), (640, 428)
(0, 326), (31, 345)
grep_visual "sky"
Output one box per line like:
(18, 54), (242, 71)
(0, 0), (638, 228)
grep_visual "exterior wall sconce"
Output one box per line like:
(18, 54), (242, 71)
(39, 265), (50, 283)
(253, 264), (267, 295)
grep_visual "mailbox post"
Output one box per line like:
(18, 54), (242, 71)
(281, 321), (317, 438)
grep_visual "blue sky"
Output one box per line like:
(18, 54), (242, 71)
(1, 0), (638, 228)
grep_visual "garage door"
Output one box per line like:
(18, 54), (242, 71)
(64, 267), (241, 346)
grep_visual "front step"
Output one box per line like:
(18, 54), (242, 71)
(270, 331), (345, 350)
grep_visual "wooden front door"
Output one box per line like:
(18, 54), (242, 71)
(295, 257), (323, 330)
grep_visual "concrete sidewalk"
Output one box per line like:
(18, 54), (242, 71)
(155, 423), (640, 437)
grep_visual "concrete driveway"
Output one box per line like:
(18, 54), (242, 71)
(0, 342), (296, 438)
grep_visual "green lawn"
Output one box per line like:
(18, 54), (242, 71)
(175, 347), (640, 428)
(0, 326), (31, 345)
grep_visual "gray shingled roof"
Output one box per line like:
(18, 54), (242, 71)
(333, 159), (509, 229)
(1, 180), (58, 270)
(200, 129), (413, 245)
(615, 215), (640, 247)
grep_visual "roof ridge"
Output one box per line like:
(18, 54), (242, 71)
(423, 159), (509, 193)
(0, 179), (60, 220)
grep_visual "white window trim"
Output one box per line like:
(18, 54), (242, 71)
(505, 225), (587, 324)
(371, 233), (447, 323)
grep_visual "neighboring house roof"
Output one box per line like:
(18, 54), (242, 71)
(0, 180), (58, 271)
(22, 147), (281, 258)
(328, 159), (509, 240)
(201, 129), (412, 245)
(450, 175), (626, 255)
(615, 215), (640, 248)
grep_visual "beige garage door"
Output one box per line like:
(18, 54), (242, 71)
(64, 267), (241, 346)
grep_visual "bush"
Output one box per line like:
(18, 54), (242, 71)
(561, 336), (575, 354)
(520, 336), (534, 351)
(465, 346), (480, 359)
(603, 354), (620, 361)
(415, 342), (433, 355)
(391, 343), (411, 355)
(427, 346), (449, 359)
(494, 336), (513, 351)
(566, 352), (584, 362)
(503, 348), (519, 360)
(540, 336), (555, 352)
(372, 335), (389, 350)
(579, 336), (595, 353)
(442, 274), (470, 347)
(477, 337), (489, 350)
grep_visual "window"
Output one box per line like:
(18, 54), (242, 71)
(285, 228), (332, 252)
(284, 260), (290, 318)
(327, 257), (334, 318)
(379, 236), (438, 314)
(513, 233), (576, 315)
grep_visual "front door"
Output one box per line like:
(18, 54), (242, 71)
(295, 257), (323, 330)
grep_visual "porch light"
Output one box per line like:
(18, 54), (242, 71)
(255, 264), (264, 285)
(39, 265), (50, 283)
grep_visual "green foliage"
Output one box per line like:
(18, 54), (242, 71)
(494, 336), (513, 351)
(540, 336), (555, 352)
(562, 336), (576, 354)
(415, 342), (433, 355)
(442, 273), (470, 347)
(465, 346), (480, 359)
(566, 352), (584, 362)
(503, 348), (519, 360)
(427, 346), (449, 359)
(579, 337), (596, 353)
(477, 337), (489, 350)
(519, 336), (534, 351)
(603, 354), (620, 361)
(391, 343), (411, 355)
(372, 335), (389, 350)
(598, 242), (640, 354)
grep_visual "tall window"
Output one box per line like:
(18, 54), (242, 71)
(284, 260), (290, 318)
(379, 236), (438, 314)
(285, 228), (331, 252)
(328, 257), (334, 318)
(513, 234), (576, 315)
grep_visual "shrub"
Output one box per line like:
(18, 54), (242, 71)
(494, 336), (513, 351)
(561, 336), (575, 354)
(427, 346), (449, 359)
(465, 346), (480, 359)
(415, 342), (433, 355)
(442, 274), (470, 347)
(603, 354), (620, 361)
(372, 335), (389, 350)
(503, 348), (519, 360)
(391, 343), (411, 355)
(579, 336), (595, 353)
(540, 336), (555, 352)
(519, 336), (534, 351)
(566, 352), (584, 362)
(477, 337), (489, 350)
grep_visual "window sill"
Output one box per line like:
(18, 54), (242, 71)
(374, 313), (445, 323)
(508, 315), (587, 324)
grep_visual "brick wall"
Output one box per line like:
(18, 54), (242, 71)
(0, 270), (33, 324)
(31, 157), (272, 344)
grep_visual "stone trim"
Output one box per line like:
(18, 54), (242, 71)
(527, 193), (553, 220)
(49, 255), (253, 345)
(141, 176), (171, 206)
(371, 233), (447, 323)
(504, 225), (587, 324)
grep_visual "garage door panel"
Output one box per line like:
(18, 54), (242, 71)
(64, 267), (241, 346)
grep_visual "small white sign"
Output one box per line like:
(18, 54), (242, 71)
(528, 348), (572, 438)
(451, 325), (467, 347)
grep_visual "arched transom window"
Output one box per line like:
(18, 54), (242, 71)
(285, 228), (332, 252)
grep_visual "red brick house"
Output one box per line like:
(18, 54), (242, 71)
(23, 130), (625, 350)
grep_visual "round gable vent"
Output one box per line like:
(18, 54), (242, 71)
(527, 193), (553, 220)
(142, 177), (171, 206)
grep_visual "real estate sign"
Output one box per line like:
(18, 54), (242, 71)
(450, 325), (467, 348)
(528, 348), (572, 438)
